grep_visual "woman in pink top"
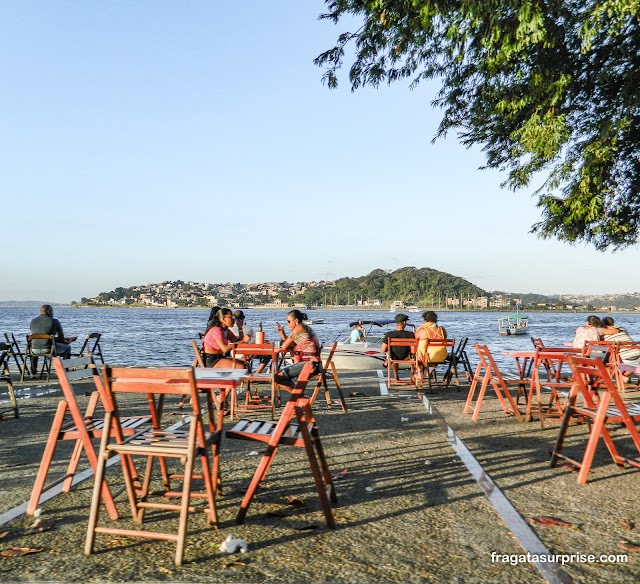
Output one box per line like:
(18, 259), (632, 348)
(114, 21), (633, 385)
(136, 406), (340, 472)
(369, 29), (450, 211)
(201, 308), (244, 368)
(572, 315), (603, 349)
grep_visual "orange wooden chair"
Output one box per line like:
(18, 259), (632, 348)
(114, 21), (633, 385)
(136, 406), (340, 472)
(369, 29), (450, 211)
(27, 356), (151, 517)
(551, 355), (640, 484)
(464, 344), (524, 422)
(416, 338), (455, 391)
(232, 343), (279, 418)
(0, 342), (18, 419)
(310, 342), (347, 412)
(85, 366), (218, 566)
(226, 363), (337, 527)
(385, 337), (417, 388)
(74, 333), (104, 363)
(610, 341), (640, 392)
(525, 348), (580, 427)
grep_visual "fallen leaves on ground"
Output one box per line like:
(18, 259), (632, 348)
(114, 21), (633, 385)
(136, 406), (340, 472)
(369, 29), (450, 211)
(1, 547), (43, 557)
(332, 469), (348, 480)
(527, 516), (578, 528)
(224, 560), (248, 568)
(26, 517), (56, 534)
(349, 392), (365, 397)
(618, 541), (640, 553)
(0, 533), (8, 540)
(622, 519), (636, 531)
(157, 566), (173, 574)
(286, 496), (306, 508)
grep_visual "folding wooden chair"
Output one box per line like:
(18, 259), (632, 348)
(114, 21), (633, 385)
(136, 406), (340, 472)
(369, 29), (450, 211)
(232, 343), (279, 418)
(21, 334), (56, 382)
(464, 344), (524, 422)
(0, 343), (18, 419)
(551, 355), (640, 484)
(442, 337), (473, 387)
(611, 341), (640, 392)
(85, 366), (218, 566)
(4, 332), (26, 378)
(27, 356), (151, 517)
(74, 333), (104, 363)
(226, 363), (337, 527)
(525, 348), (579, 427)
(386, 337), (417, 388)
(309, 342), (347, 412)
(416, 338), (456, 391)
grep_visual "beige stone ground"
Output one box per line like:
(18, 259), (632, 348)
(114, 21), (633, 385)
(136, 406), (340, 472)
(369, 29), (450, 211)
(0, 370), (638, 583)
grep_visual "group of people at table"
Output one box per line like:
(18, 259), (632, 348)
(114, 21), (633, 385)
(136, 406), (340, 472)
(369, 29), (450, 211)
(572, 315), (640, 365)
(200, 307), (322, 387)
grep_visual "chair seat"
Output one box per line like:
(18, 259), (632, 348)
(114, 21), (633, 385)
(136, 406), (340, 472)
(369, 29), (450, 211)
(227, 418), (315, 446)
(106, 428), (217, 456)
(59, 415), (148, 436)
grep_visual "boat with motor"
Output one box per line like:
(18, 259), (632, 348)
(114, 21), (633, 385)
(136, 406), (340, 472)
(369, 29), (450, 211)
(303, 318), (325, 325)
(322, 319), (416, 370)
(498, 305), (529, 335)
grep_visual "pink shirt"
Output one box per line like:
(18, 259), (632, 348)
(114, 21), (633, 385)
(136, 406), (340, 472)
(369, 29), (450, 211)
(203, 327), (238, 352)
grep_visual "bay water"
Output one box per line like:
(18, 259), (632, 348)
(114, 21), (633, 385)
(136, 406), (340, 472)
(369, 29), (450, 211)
(3, 307), (640, 372)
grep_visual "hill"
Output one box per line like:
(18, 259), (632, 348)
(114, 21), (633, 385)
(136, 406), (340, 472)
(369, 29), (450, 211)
(298, 267), (486, 306)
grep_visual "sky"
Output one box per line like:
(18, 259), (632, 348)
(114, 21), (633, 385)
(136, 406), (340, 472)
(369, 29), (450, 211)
(2, 1), (639, 303)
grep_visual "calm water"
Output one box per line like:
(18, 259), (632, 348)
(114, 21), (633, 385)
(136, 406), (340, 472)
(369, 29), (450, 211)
(3, 307), (640, 372)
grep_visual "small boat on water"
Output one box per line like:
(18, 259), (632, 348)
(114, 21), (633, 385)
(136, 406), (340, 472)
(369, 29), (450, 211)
(322, 319), (415, 370)
(303, 318), (325, 325)
(498, 305), (529, 336)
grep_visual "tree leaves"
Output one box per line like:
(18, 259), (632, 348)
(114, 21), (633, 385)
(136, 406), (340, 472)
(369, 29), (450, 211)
(317, 0), (640, 249)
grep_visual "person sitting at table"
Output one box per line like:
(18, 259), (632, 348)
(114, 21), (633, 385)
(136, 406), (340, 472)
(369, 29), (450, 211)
(572, 315), (603, 349)
(381, 314), (415, 381)
(415, 311), (447, 380)
(349, 321), (366, 343)
(273, 310), (322, 388)
(201, 308), (244, 369)
(230, 310), (270, 374)
(601, 316), (640, 364)
(29, 304), (71, 373)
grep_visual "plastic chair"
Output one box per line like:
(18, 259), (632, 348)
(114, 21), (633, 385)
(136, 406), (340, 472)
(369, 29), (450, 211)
(85, 366), (218, 566)
(225, 363), (337, 527)
(27, 356), (151, 517)
(551, 355), (640, 483)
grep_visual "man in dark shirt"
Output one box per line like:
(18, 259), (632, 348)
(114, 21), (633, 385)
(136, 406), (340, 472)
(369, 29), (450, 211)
(381, 314), (415, 381)
(30, 305), (72, 372)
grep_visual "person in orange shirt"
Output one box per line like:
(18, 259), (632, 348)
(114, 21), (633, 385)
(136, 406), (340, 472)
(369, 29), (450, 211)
(415, 311), (447, 382)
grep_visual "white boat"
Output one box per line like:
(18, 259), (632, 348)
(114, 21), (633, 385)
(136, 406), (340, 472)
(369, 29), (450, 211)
(322, 319), (415, 371)
(303, 318), (325, 325)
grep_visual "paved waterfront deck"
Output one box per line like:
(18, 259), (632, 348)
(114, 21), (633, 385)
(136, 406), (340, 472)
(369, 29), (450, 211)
(0, 371), (639, 583)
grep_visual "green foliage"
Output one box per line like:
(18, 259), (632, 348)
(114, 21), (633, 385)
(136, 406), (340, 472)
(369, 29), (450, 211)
(316, 1), (640, 249)
(301, 266), (485, 305)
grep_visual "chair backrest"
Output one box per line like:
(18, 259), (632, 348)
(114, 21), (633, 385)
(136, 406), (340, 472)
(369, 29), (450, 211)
(474, 344), (500, 377)
(386, 337), (416, 361)
(191, 339), (205, 367)
(52, 355), (104, 427)
(77, 333), (103, 361)
(99, 366), (204, 444)
(0, 343), (10, 378)
(232, 343), (276, 359)
(566, 354), (616, 406)
(28, 334), (56, 355)
(321, 342), (338, 369)
(417, 338), (454, 365)
(583, 340), (613, 362)
(275, 362), (314, 414)
(454, 337), (468, 357)
(531, 338), (545, 349)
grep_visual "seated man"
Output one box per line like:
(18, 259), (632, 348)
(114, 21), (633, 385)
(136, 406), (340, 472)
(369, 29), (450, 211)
(230, 310), (269, 373)
(381, 314), (415, 381)
(29, 304), (72, 373)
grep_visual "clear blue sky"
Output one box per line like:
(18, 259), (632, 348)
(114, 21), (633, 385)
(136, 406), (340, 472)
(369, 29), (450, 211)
(2, 1), (639, 303)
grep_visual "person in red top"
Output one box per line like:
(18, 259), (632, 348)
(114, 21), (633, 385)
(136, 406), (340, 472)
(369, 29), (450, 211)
(201, 308), (244, 368)
(274, 309), (322, 387)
